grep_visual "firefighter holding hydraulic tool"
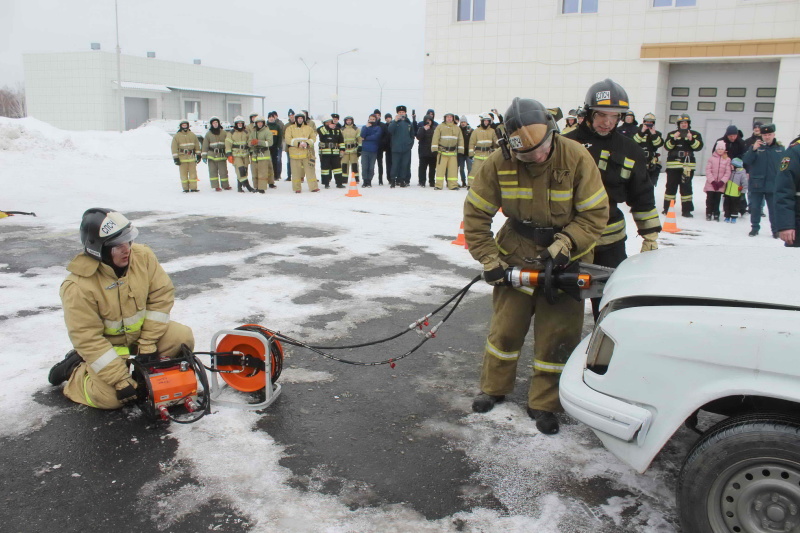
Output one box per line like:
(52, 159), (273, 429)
(47, 208), (195, 410)
(464, 98), (608, 435)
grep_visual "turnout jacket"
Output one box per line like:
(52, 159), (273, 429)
(202, 128), (228, 162)
(284, 123), (317, 160)
(464, 135), (609, 268)
(249, 125), (274, 161)
(665, 128), (704, 170)
(564, 123), (661, 249)
(431, 122), (464, 155)
(171, 130), (201, 163)
(225, 129), (250, 158)
(317, 125), (345, 155)
(632, 127), (664, 166)
(60, 244), (174, 387)
(775, 144), (800, 231)
(341, 124), (362, 155)
(469, 126), (499, 159)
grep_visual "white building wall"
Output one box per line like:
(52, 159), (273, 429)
(425, 0), (800, 136)
(24, 52), (257, 131)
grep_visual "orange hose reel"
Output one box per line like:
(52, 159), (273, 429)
(215, 324), (284, 392)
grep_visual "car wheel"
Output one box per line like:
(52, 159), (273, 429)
(678, 415), (800, 533)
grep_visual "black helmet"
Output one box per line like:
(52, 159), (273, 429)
(80, 208), (138, 261)
(576, 107), (587, 118)
(178, 119), (189, 131)
(584, 79), (630, 114)
(677, 113), (691, 126)
(503, 97), (559, 153)
(209, 116), (221, 128)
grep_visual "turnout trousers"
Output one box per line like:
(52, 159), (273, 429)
(178, 162), (198, 191)
(289, 157), (319, 192)
(434, 153), (460, 189)
(233, 156), (251, 185)
(63, 321), (195, 410)
(664, 168), (695, 214)
(251, 153), (274, 190)
(207, 159), (229, 189)
(480, 285), (584, 413)
(320, 154), (343, 186)
(341, 152), (359, 182)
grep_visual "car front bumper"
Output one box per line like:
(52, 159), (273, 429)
(560, 337), (652, 446)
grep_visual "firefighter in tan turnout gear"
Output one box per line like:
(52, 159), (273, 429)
(467, 114), (499, 188)
(432, 113), (464, 190)
(341, 116), (362, 183)
(225, 116), (256, 193)
(465, 98), (608, 435)
(249, 115), (275, 193)
(201, 116), (231, 191)
(284, 112), (320, 193)
(171, 120), (201, 192)
(48, 209), (195, 410)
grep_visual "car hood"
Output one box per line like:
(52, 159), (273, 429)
(600, 246), (800, 309)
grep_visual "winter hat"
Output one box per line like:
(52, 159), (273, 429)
(725, 125), (738, 136)
(288, 109), (295, 115)
(760, 123), (776, 134)
(715, 140), (726, 151)
(385, 113), (392, 120)
(732, 158), (743, 168)
(396, 105), (407, 113)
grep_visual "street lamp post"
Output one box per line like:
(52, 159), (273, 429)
(376, 78), (386, 113)
(335, 48), (358, 114)
(115, 0), (123, 132)
(299, 57), (317, 114)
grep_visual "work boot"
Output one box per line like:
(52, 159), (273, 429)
(714, 214), (720, 222)
(706, 213), (712, 221)
(682, 212), (692, 218)
(773, 232), (779, 239)
(48, 350), (82, 386)
(269, 184), (277, 189)
(471, 393), (505, 413)
(527, 408), (559, 435)
(749, 229), (758, 237)
(258, 189), (265, 194)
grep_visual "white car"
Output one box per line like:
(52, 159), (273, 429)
(560, 246), (800, 533)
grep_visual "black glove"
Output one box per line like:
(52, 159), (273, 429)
(115, 377), (138, 404)
(173, 158), (180, 166)
(482, 258), (509, 286)
(538, 234), (572, 269)
(195, 153), (202, 163)
(357, 147), (362, 157)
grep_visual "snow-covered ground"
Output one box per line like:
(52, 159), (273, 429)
(0, 117), (785, 532)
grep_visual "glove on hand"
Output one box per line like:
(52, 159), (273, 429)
(115, 377), (138, 404)
(641, 232), (659, 253)
(195, 153), (202, 163)
(173, 158), (180, 166)
(539, 233), (572, 268)
(250, 139), (259, 146)
(227, 155), (234, 164)
(482, 258), (509, 286)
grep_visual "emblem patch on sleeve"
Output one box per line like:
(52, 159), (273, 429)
(781, 157), (791, 172)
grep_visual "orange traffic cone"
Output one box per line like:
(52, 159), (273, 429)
(451, 221), (468, 248)
(345, 173), (362, 197)
(662, 199), (680, 233)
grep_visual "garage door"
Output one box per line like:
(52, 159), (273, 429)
(124, 97), (150, 130)
(667, 62), (778, 174)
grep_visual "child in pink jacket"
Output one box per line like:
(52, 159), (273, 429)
(704, 140), (731, 221)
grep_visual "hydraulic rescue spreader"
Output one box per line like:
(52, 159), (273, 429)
(127, 262), (613, 423)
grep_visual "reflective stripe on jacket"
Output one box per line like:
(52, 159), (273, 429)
(202, 129), (228, 161)
(284, 124), (317, 160)
(171, 131), (201, 163)
(431, 122), (464, 155)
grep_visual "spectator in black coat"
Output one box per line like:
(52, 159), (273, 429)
(373, 109), (391, 185)
(617, 111), (639, 138)
(717, 124), (747, 162)
(416, 115), (436, 187)
(744, 122), (763, 150)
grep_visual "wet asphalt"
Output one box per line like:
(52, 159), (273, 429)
(0, 213), (684, 532)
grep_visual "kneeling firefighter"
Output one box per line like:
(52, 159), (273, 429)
(464, 98), (608, 434)
(48, 208), (195, 409)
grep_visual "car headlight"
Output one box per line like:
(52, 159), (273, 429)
(585, 328), (615, 375)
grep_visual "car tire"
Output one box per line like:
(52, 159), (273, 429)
(677, 414), (800, 533)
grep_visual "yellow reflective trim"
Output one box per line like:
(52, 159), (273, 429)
(486, 340), (519, 360)
(600, 150), (610, 160)
(623, 158), (635, 169)
(467, 190), (499, 215)
(498, 180), (517, 186)
(114, 346), (131, 356)
(571, 242), (596, 261)
(145, 310), (170, 323)
(620, 168), (631, 179)
(497, 170), (517, 175)
(632, 209), (659, 221)
(533, 359), (564, 373)
(82, 373), (98, 408)
(549, 189), (573, 201)
(598, 160), (608, 171)
(603, 219), (626, 235)
(576, 188), (608, 212)
(501, 189), (533, 200)
(90, 347), (120, 373)
(514, 285), (535, 296)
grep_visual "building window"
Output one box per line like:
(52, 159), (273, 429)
(670, 101), (689, 110)
(671, 87), (690, 97)
(563, 0), (598, 14)
(668, 115), (678, 124)
(754, 116), (772, 125)
(757, 87), (776, 98)
(697, 102), (716, 111)
(727, 88), (746, 98)
(755, 102), (774, 113)
(726, 102), (745, 112)
(653, 0), (696, 6)
(457, 0), (486, 21)
(698, 88), (717, 97)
